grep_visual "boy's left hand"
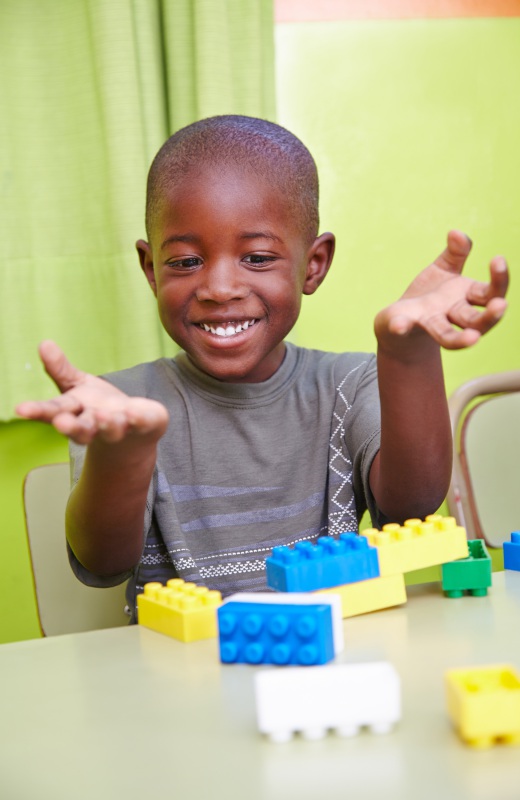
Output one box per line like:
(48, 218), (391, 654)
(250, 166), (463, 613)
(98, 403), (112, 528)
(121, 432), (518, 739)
(374, 230), (509, 356)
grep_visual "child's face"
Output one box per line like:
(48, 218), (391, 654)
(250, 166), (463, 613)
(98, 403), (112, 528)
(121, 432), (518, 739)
(138, 165), (333, 383)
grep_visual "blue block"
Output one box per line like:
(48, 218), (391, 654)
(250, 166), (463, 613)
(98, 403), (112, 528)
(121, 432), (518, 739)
(217, 602), (335, 666)
(503, 532), (520, 571)
(265, 533), (380, 592)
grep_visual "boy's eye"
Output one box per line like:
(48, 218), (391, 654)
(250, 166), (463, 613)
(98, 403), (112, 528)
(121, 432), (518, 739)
(243, 254), (276, 267)
(166, 256), (202, 270)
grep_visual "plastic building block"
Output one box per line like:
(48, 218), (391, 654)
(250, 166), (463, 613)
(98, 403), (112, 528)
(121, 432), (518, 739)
(441, 538), (492, 597)
(255, 661), (401, 743)
(137, 579), (222, 642)
(503, 532), (520, 571)
(265, 533), (380, 592)
(317, 573), (407, 618)
(223, 593), (344, 655)
(217, 601), (335, 666)
(445, 664), (520, 748)
(361, 515), (469, 576)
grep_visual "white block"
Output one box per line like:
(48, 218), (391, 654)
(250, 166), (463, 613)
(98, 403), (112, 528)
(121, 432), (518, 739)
(223, 592), (344, 655)
(254, 661), (401, 743)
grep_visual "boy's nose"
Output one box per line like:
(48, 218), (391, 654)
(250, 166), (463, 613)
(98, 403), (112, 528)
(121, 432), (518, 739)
(195, 261), (249, 303)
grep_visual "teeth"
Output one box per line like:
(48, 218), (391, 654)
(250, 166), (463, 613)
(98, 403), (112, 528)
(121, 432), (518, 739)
(199, 319), (256, 337)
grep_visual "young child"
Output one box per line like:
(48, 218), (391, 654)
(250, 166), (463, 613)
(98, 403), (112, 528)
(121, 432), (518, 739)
(16, 115), (508, 621)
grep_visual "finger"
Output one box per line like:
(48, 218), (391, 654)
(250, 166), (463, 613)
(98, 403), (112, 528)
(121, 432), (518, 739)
(387, 314), (414, 337)
(424, 312), (481, 350)
(460, 256), (509, 307)
(93, 400), (168, 441)
(125, 398), (170, 435)
(15, 394), (84, 423)
(91, 410), (131, 443)
(433, 230), (472, 275)
(448, 296), (507, 334)
(53, 407), (131, 445)
(38, 340), (86, 393)
(489, 255), (509, 297)
(52, 409), (98, 444)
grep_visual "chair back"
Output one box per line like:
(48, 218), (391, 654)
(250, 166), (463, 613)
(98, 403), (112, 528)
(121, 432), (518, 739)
(447, 372), (520, 547)
(23, 463), (128, 636)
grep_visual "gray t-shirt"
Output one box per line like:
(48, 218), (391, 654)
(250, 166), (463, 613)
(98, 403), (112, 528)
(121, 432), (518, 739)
(68, 343), (382, 621)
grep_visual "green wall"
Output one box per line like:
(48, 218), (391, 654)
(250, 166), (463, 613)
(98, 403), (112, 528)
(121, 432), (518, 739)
(2, 16), (518, 643)
(279, 18), (519, 397)
(1, 422), (68, 642)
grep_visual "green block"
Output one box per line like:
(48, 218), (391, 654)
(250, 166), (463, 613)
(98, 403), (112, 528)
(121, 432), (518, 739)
(441, 539), (492, 598)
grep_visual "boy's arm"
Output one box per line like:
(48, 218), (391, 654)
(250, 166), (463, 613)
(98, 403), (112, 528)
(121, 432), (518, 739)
(369, 230), (508, 522)
(16, 341), (169, 576)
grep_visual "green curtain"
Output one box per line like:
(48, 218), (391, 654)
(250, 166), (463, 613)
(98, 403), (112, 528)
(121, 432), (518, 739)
(0, 0), (275, 420)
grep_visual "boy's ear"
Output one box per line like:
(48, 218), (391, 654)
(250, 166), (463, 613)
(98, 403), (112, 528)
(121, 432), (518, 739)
(136, 239), (157, 296)
(302, 232), (335, 295)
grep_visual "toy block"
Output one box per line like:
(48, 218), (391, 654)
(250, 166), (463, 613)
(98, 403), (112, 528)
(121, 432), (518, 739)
(223, 593), (344, 655)
(217, 601), (335, 666)
(137, 579), (222, 642)
(503, 532), (520, 571)
(441, 539), (492, 597)
(445, 665), (520, 748)
(255, 661), (401, 743)
(361, 515), (469, 576)
(317, 573), (407, 618)
(265, 532), (380, 592)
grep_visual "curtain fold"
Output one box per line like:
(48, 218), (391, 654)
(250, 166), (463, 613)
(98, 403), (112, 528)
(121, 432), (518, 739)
(0, 0), (275, 419)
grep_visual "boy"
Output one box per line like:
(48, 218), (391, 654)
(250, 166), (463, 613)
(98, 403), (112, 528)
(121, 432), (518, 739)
(17, 116), (508, 621)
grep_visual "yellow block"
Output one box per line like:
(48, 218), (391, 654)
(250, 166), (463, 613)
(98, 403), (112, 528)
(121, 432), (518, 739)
(445, 665), (520, 748)
(362, 515), (469, 576)
(317, 573), (407, 618)
(137, 579), (222, 642)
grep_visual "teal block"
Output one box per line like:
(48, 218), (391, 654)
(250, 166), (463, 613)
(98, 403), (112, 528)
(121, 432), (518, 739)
(441, 539), (492, 598)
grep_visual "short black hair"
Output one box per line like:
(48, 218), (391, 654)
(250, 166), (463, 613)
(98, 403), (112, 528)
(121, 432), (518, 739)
(145, 115), (319, 244)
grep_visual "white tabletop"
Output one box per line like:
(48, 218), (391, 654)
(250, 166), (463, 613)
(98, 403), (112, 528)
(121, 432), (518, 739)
(2, 572), (520, 800)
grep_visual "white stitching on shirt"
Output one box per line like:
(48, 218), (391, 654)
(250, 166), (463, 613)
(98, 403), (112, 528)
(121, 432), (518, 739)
(328, 363), (366, 535)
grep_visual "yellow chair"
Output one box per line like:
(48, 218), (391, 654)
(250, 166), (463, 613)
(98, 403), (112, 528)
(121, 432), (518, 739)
(447, 371), (520, 549)
(23, 463), (129, 635)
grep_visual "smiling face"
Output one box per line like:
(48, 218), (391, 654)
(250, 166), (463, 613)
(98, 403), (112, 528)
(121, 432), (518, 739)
(137, 164), (334, 383)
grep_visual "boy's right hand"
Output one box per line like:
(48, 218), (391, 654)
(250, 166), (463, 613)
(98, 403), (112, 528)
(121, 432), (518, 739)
(16, 341), (169, 446)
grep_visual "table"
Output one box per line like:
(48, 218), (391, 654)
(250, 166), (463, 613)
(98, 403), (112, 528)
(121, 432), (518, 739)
(2, 572), (520, 800)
